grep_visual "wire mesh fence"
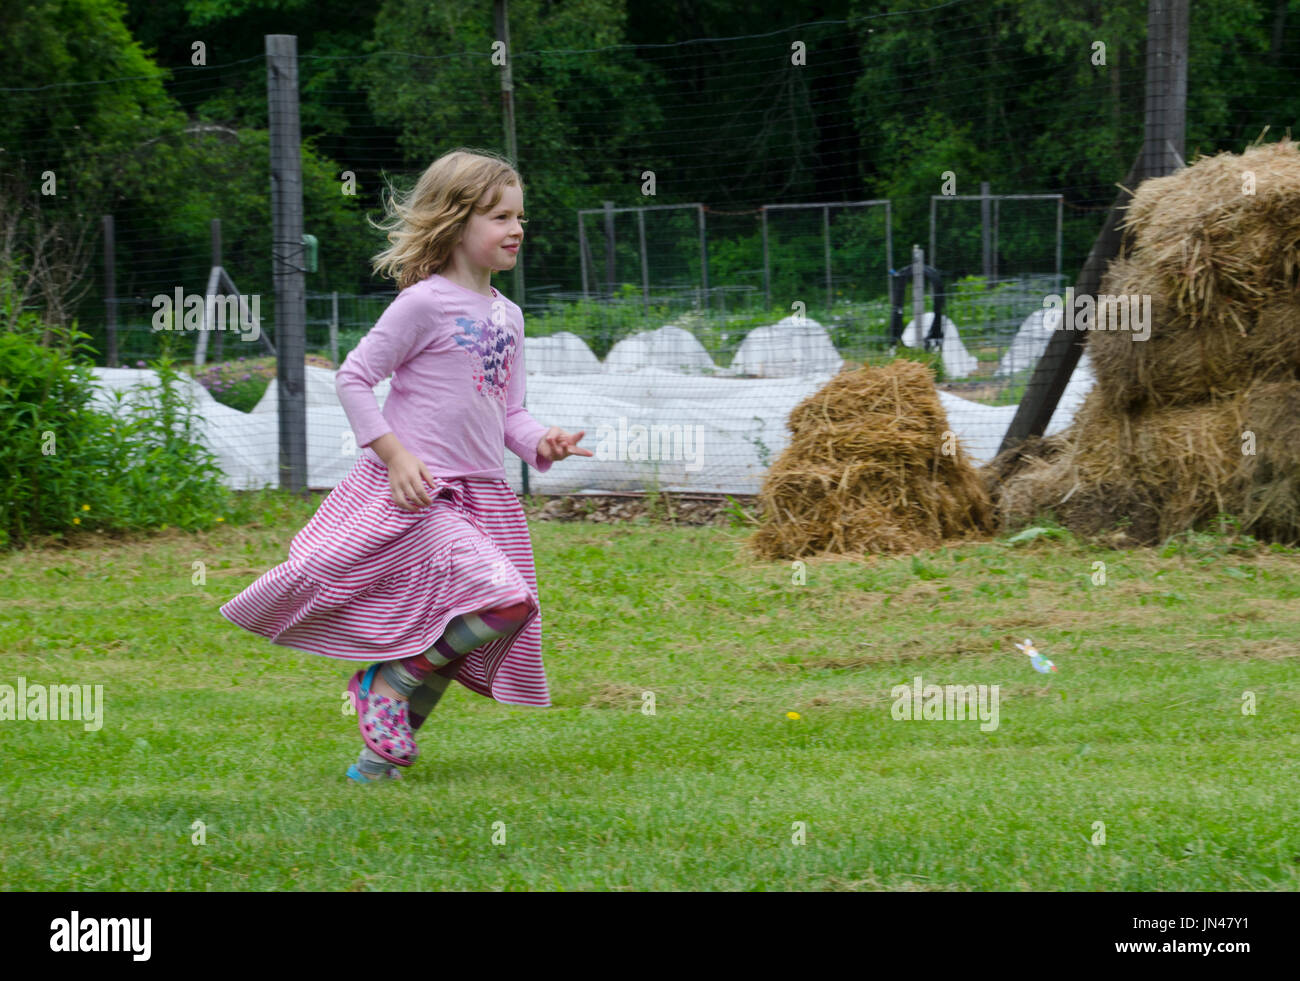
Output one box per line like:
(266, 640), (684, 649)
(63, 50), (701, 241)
(7, 3), (1297, 493)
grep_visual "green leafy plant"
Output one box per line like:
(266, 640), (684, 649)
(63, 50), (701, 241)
(1001, 524), (1072, 547)
(723, 494), (759, 528)
(0, 320), (106, 547)
(0, 297), (235, 548)
(186, 354), (336, 412)
(187, 356), (275, 412)
(887, 343), (946, 383)
(88, 342), (232, 534)
(744, 416), (773, 469)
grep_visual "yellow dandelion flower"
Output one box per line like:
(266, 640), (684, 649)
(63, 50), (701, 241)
(73, 517), (81, 525)
(216, 517), (224, 522)
(81, 504), (90, 511)
(786, 711), (800, 720)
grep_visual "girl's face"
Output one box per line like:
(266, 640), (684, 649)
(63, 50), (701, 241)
(458, 184), (525, 273)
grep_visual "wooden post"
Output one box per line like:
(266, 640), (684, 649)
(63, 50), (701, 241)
(997, 156), (1140, 453)
(495, 0), (529, 497)
(494, 0), (523, 308)
(1143, 0), (1188, 179)
(996, 0), (1187, 455)
(102, 215), (118, 367)
(267, 34), (308, 493)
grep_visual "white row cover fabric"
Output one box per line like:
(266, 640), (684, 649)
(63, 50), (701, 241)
(726, 315), (844, 378)
(529, 315), (843, 379)
(88, 348), (1093, 496)
(997, 308), (1064, 378)
(898, 313), (979, 380)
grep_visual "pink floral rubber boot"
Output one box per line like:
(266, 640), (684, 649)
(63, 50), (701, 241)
(347, 665), (419, 766)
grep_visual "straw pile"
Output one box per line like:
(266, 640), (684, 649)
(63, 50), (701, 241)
(750, 359), (996, 559)
(995, 380), (1300, 543)
(992, 138), (1300, 545)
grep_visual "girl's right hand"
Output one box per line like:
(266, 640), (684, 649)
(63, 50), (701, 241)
(387, 449), (436, 511)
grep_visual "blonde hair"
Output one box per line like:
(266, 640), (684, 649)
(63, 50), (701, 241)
(370, 147), (525, 290)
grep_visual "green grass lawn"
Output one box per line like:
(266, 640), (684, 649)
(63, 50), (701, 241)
(2, 505), (1298, 891)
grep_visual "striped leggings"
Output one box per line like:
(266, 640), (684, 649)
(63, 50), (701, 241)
(404, 600), (534, 727)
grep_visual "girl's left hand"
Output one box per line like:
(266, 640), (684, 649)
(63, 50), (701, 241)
(537, 427), (594, 462)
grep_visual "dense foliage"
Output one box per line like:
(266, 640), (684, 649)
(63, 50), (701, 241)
(0, 270), (233, 548)
(4, 0), (1294, 344)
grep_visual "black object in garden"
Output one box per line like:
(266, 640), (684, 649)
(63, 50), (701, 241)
(888, 263), (946, 350)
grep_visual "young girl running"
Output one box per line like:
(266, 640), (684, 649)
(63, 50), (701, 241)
(220, 147), (591, 783)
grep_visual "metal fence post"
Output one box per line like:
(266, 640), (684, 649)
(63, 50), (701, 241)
(330, 290), (339, 367)
(211, 218), (225, 362)
(980, 181), (992, 283)
(102, 215), (118, 367)
(761, 205), (770, 310)
(823, 204), (832, 310)
(912, 245), (924, 338)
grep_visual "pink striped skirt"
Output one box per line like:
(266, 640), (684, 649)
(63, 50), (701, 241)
(219, 454), (550, 708)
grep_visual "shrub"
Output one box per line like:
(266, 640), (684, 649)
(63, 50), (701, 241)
(89, 345), (232, 534)
(0, 312), (233, 548)
(0, 324), (107, 547)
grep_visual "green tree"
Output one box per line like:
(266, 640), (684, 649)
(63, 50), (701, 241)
(0, 0), (179, 209)
(358, 0), (664, 290)
(848, 0), (1296, 284)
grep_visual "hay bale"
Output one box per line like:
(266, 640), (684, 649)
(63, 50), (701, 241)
(1089, 262), (1300, 413)
(990, 140), (1300, 545)
(1233, 379), (1300, 541)
(1120, 138), (1300, 334)
(994, 378), (1300, 545)
(981, 431), (1068, 498)
(749, 359), (995, 559)
(1084, 139), (1300, 411)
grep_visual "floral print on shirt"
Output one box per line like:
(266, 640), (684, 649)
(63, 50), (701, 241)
(452, 315), (516, 403)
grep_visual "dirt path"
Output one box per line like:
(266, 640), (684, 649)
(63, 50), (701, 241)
(520, 492), (761, 527)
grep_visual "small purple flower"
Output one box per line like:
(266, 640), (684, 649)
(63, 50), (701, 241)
(136, 360), (146, 367)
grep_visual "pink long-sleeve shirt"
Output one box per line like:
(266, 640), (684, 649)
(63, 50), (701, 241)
(335, 272), (552, 480)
